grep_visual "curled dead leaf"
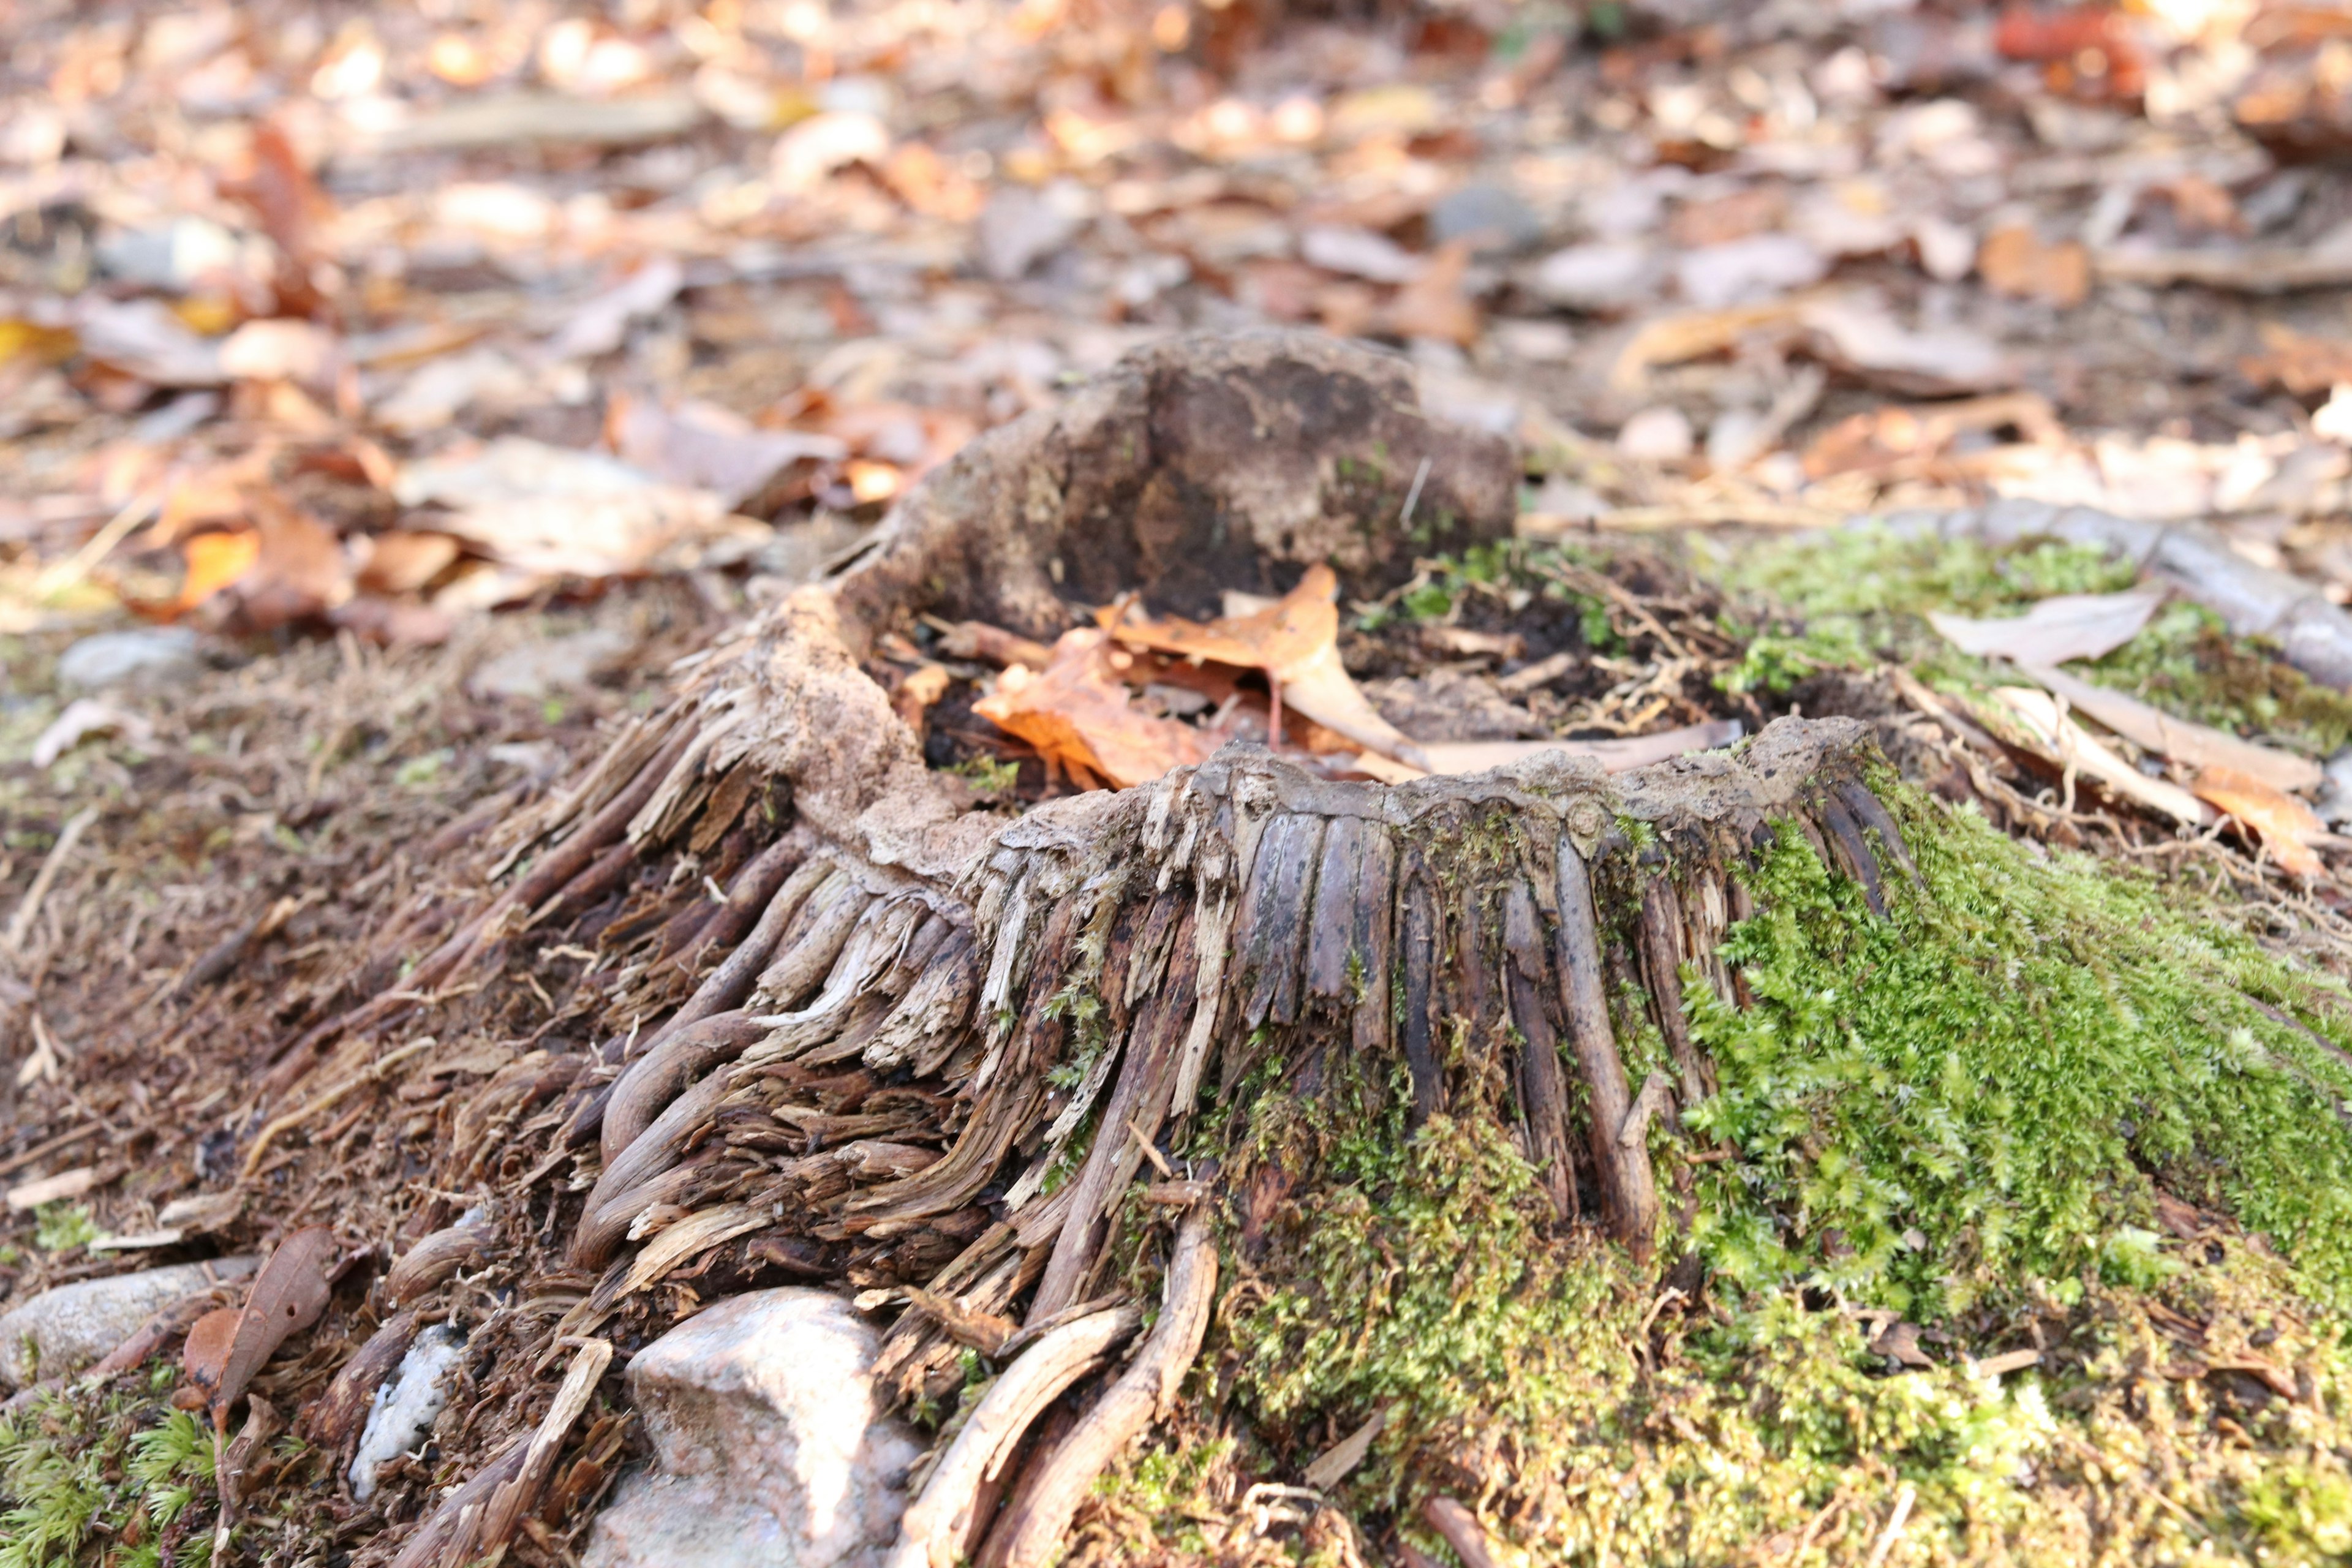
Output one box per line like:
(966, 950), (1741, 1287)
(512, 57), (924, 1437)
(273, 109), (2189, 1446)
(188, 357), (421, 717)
(2192, 764), (2327, 878)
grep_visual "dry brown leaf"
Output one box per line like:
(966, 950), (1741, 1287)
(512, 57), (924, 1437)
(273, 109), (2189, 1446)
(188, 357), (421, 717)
(1988, 687), (2213, 826)
(182, 1305), (240, 1401)
(355, 530), (462, 595)
(179, 530), (261, 613)
(974, 629), (1226, 788)
(1381, 239), (1480, 346)
(208, 1224), (337, 1428)
(1099, 564), (1427, 766)
(2240, 322), (2352, 395)
(1978, 225), (2090, 309)
(2192, 764), (2327, 877)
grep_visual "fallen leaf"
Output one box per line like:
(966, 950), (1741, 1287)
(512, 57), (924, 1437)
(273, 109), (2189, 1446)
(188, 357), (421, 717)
(207, 1224), (337, 1428)
(1927, 589), (2163, 666)
(396, 437), (750, 578)
(2240, 323), (2352, 395)
(974, 628), (1226, 788)
(608, 396), (845, 510)
(546, 257), (684, 361)
(178, 530), (262, 613)
(2018, 662), (2322, 794)
(1978, 225), (2092, 308)
(2192, 764), (2327, 876)
(1099, 564), (1428, 766)
(355, 530), (462, 595)
(182, 1306), (240, 1400)
(1381, 239), (1479, 345)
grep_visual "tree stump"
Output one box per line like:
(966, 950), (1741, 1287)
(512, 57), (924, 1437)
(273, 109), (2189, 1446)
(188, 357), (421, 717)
(269, 332), (2352, 1568)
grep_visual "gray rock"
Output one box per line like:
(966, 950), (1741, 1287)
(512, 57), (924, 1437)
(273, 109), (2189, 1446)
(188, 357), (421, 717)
(55, 626), (203, 695)
(1429, 182), (1542, 255)
(584, 1287), (920, 1568)
(0, 1257), (257, 1387)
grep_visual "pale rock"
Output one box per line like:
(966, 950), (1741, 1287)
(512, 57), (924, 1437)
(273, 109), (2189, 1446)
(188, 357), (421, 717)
(1300, 224), (1423, 285)
(0, 1257), (256, 1387)
(1428, 183), (1542, 255)
(350, 1324), (467, 1502)
(96, 217), (243, 292)
(1619, 406), (1695, 461)
(1529, 241), (1654, 311)
(584, 1288), (919, 1568)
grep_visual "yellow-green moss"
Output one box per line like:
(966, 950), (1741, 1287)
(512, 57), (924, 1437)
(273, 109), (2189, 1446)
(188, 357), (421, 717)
(1716, 526), (2352, 756)
(0, 1374), (219, 1568)
(1189, 780), (2352, 1566)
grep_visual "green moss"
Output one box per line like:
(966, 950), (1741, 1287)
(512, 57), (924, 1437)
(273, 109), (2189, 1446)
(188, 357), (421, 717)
(1687, 792), (2352, 1318)
(1716, 527), (2352, 755)
(31, 1208), (100, 1257)
(0, 1384), (217, 1568)
(1196, 781), (2352, 1565)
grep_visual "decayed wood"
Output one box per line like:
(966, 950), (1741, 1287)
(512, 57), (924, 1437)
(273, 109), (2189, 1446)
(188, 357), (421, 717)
(888, 1304), (1144, 1568)
(384, 1216), (494, 1306)
(307, 1310), (418, 1451)
(601, 1010), (769, 1163)
(1503, 878), (1575, 1220)
(1029, 907), (1200, 1319)
(1816, 791), (1888, 917)
(984, 1208), (1219, 1568)
(1399, 860), (1443, 1126)
(1236, 811), (1324, 1030)
(1834, 779), (1920, 886)
(1555, 844), (1659, 1257)
(475, 1338), (614, 1556)
(1636, 869), (1709, 1104)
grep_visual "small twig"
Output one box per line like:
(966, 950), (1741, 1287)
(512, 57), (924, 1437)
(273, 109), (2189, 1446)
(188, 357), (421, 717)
(1863, 1484), (1914, 1568)
(1398, 456), (1432, 528)
(4, 804), (99, 955)
(240, 1039), (435, 1178)
(32, 491), (159, 598)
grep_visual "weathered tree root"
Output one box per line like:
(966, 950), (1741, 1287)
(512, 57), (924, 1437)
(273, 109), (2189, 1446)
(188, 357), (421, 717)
(276, 332), (1950, 1563)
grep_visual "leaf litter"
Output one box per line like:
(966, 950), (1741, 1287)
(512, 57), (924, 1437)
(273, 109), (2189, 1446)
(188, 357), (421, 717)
(13, 0), (2352, 1561)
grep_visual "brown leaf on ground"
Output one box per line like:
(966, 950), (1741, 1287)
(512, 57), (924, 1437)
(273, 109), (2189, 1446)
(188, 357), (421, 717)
(181, 1305), (239, 1401)
(1099, 564), (1427, 765)
(974, 628), (1227, 788)
(2192, 764), (2328, 878)
(2240, 323), (2352, 396)
(1381, 239), (1479, 346)
(1978, 225), (2090, 309)
(207, 1224), (338, 1428)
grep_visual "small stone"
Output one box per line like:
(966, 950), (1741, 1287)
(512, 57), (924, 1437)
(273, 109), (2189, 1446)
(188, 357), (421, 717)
(95, 217), (243, 292)
(55, 626), (203, 695)
(350, 1324), (467, 1502)
(1618, 406), (1695, 462)
(584, 1287), (921, 1568)
(0, 1257), (256, 1387)
(1673, 233), (1829, 309)
(1428, 182), (1543, 256)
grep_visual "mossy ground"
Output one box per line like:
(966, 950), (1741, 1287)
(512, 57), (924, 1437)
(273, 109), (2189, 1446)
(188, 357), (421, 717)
(0, 1370), (222, 1568)
(1082, 776), (2352, 1566)
(1713, 527), (2352, 758)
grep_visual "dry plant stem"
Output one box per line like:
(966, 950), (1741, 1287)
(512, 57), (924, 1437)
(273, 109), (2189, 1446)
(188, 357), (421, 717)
(984, 1208), (1219, 1568)
(664, 829), (811, 969)
(383, 1217), (494, 1305)
(1556, 845), (1659, 1256)
(3, 802), (97, 954)
(889, 1305), (1144, 1568)
(1421, 1497), (1502, 1568)
(388, 1435), (529, 1568)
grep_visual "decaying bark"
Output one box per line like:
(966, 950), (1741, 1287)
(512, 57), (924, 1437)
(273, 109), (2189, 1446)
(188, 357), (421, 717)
(251, 331), (1932, 1566)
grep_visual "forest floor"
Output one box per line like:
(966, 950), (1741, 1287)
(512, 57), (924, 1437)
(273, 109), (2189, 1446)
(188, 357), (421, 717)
(12, 1), (2352, 1564)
